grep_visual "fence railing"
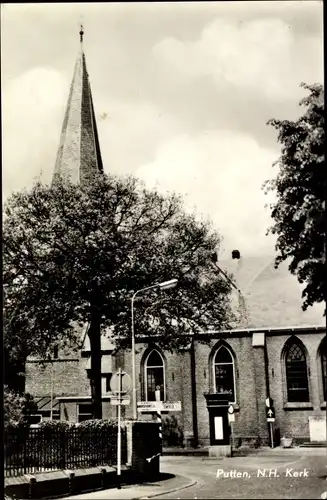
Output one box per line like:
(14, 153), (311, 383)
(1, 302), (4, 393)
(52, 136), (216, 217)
(4, 426), (127, 477)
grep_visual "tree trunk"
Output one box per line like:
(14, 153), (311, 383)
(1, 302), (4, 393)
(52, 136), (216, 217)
(88, 312), (102, 419)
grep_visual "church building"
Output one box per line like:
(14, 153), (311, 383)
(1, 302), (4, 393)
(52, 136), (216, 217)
(25, 30), (326, 448)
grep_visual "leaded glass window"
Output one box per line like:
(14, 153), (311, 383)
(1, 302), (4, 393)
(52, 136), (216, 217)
(213, 345), (236, 402)
(145, 350), (165, 401)
(285, 342), (309, 402)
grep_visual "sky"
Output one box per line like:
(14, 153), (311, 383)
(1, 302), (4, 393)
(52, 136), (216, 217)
(2, 1), (323, 259)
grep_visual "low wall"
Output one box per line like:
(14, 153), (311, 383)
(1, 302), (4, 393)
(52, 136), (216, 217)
(5, 420), (161, 499)
(5, 465), (132, 499)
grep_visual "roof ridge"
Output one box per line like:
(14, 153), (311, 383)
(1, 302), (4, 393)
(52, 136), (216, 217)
(243, 256), (275, 292)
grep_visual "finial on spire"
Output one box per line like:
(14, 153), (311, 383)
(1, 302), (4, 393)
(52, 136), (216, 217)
(79, 24), (84, 43)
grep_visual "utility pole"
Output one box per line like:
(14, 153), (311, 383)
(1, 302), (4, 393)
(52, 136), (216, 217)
(117, 368), (122, 490)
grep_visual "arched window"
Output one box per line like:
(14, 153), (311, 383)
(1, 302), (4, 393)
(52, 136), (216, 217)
(285, 340), (309, 402)
(145, 350), (165, 402)
(213, 345), (236, 403)
(320, 337), (327, 402)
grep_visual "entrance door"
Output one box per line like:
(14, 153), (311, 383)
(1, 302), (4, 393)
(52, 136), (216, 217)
(209, 408), (230, 445)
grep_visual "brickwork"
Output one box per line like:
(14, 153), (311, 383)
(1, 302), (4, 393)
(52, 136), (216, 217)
(24, 329), (326, 445)
(26, 358), (89, 397)
(251, 345), (269, 442)
(266, 331), (326, 442)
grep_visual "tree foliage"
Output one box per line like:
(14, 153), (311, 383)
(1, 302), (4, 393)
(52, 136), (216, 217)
(4, 386), (38, 429)
(264, 82), (325, 313)
(3, 173), (233, 417)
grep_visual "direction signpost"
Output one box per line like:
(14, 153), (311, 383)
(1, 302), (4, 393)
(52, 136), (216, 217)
(110, 369), (131, 490)
(137, 401), (182, 412)
(266, 400), (275, 448)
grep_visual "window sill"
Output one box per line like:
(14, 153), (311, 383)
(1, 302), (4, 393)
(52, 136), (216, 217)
(284, 402), (313, 411)
(320, 401), (326, 409)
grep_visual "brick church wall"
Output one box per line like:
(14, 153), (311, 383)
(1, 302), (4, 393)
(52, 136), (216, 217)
(24, 329), (326, 443)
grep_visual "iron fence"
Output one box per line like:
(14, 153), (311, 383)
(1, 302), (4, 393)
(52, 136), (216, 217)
(4, 426), (127, 477)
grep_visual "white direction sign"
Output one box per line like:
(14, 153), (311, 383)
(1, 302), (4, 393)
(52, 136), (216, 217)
(137, 402), (159, 412)
(228, 413), (235, 423)
(137, 401), (181, 412)
(162, 401), (181, 411)
(110, 396), (130, 406)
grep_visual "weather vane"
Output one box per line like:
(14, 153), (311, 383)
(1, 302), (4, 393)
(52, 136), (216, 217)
(79, 24), (84, 43)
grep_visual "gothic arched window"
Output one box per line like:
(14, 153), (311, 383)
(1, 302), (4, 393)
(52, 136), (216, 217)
(285, 340), (309, 402)
(145, 350), (165, 402)
(213, 345), (236, 403)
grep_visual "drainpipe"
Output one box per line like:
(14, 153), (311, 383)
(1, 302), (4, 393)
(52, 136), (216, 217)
(190, 335), (199, 448)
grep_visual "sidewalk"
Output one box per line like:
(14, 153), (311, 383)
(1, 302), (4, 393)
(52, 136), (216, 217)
(163, 445), (327, 457)
(64, 473), (196, 500)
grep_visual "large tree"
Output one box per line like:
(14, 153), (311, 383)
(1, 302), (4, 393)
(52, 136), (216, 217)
(264, 83), (325, 313)
(3, 173), (233, 418)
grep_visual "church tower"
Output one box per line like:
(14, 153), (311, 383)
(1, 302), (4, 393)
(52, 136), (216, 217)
(53, 26), (103, 184)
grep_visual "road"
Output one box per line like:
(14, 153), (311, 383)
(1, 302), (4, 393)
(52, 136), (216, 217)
(158, 449), (327, 499)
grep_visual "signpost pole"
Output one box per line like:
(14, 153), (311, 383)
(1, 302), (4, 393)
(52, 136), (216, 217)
(266, 401), (275, 449)
(270, 422), (274, 449)
(228, 404), (235, 457)
(117, 368), (122, 490)
(155, 388), (162, 454)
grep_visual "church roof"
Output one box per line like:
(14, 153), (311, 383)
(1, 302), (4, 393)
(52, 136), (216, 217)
(53, 27), (103, 184)
(220, 254), (325, 330)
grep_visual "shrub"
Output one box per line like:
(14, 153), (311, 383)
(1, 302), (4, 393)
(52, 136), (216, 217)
(75, 419), (118, 431)
(249, 436), (262, 449)
(4, 386), (38, 429)
(162, 415), (184, 447)
(38, 420), (70, 431)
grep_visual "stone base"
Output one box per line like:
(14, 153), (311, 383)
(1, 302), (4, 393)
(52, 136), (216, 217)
(209, 445), (232, 458)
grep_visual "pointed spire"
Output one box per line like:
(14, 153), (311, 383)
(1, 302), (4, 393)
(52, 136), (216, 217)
(53, 26), (103, 184)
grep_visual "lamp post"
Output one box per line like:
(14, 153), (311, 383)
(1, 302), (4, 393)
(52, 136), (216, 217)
(131, 279), (178, 420)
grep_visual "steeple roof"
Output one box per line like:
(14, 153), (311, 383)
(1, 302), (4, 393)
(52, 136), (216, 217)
(53, 26), (103, 184)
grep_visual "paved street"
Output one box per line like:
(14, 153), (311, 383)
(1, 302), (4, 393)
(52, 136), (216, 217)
(158, 449), (327, 499)
(65, 448), (327, 500)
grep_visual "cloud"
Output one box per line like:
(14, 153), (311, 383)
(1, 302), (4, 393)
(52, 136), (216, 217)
(136, 129), (277, 257)
(153, 17), (323, 101)
(2, 67), (68, 199)
(96, 97), (182, 174)
(2, 65), (181, 197)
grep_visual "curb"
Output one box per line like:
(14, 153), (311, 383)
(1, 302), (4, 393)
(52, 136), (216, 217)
(132, 476), (197, 499)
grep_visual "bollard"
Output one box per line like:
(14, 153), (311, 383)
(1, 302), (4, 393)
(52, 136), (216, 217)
(28, 476), (36, 499)
(65, 471), (75, 494)
(100, 468), (106, 489)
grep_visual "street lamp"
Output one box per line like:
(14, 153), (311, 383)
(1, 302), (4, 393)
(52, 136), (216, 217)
(131, 278), (178, 419)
